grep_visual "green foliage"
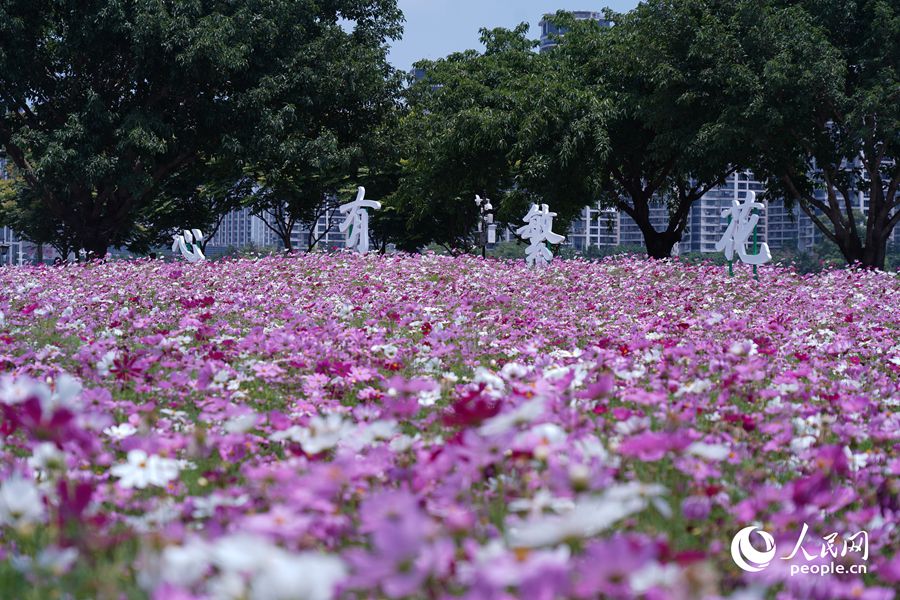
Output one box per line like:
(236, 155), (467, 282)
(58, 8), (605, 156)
(387, 25), (553, 253)
(487, 240), (525, 259)
(741, 0), (900, 268)
(0, 0), (403, 256)
(542, 2), (762, 259)
(0, 163), (78, 256)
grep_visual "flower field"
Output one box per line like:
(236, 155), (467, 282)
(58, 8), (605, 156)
(0, 254), (898, 600)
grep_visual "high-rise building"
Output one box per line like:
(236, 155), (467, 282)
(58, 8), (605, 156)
(565, 171), (818, 254)
(207, 203), (354, 253)
(567, 205), (620, 248)
(0, 158), (28, 265)
(539, 11), (612, 53)
(206, 207), (281, 251)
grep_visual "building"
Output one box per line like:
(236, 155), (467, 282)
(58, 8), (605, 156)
(0, 158), (29, 265)
(205, 207), (283, 251)
(292, 210), (349, 251)
(207, 202), (353, 253)
(567, 206), (620, 248)
(539, 10), (612, 53)
(565, 171), (818, 255)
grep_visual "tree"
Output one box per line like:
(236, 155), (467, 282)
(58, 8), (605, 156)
(741, 0), (899, 269)
(0, 0), (403, 256)
(0, 162), (78, 259)
(148, 157), (251, 253)
(388, 25), (552, 253)
(244, 171), (341, 253)
(542, 4), (759, 259)
(232, 9), (403, 254)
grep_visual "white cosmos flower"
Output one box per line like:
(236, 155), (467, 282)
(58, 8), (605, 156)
(675, 379), (713, 397)
(417, 388), (441, 407)
(28, 442), (66, 472)
(207, 571), (247, 599)
(110, 450), (180, 489)
(150, 534), (337, 600)
(36, 545), (79, 575)
(686, 442), (730, 461)
(250, 551), (346, 600)
(96, 350), (117, 377)
(0, 376), (51, 406)
(507, 495), (641, 548)
(104, 423), (138, 440)
(508, 489), (576, 517)
(224, 412), (258, 434)
(506, 483), (668, 548)
(458, 540), (570, 588)
(9, 545), (79, 577)
(389, 434), (418, 452)
(0, 476), (45, 527)
(0, 374), (82, 414)
(629, 561), (681, 593)
(191, 493), (250, 519)
(270, 414), (353, 454)
(479, 398), (545, 436)
(523, 423), (566, 445)
(371, 344), (398, 359)
(790, 435), (817, 454)
(46, 374), (82, 412)
(343, 420), (398, 451)
(614, 365), (646, 380)
(161, 539), (210, 587)
(473, 367), (506, 395)
(299, 414), (354, 452)
(575, 436), (617, 466)
(615, 415), (651, 436)
(844, 447), (869, 472)
(210, 534), (275, 573)
(604, 482), (671, 517)
(500, 362), (529, 379)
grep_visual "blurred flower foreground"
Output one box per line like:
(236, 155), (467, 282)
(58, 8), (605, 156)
(0, 253), (897, 600)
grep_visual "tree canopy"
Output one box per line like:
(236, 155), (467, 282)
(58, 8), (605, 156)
(0, 0), (895, 268)
(0, 0), (402, 256)
(740, 0), (899, 269)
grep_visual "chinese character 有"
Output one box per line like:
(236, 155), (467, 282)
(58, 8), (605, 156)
(339, 186), (381, 254)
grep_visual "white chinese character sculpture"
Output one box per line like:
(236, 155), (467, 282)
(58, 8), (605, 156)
(715, 191), (771, 266)
(172, 229), (206, 263)
(516, 204), (565, 268)
(339, 186), (381, 254)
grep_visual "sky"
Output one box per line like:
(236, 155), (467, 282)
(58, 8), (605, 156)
(388, 0), (639, 71)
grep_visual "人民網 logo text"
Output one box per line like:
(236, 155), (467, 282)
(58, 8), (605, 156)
(731, 523), (868, 576)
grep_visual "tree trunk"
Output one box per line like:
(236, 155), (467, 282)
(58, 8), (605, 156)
(855, 236), (887, 270)
(82, 236), (109, 259)
(644, 230), (680, 259)
(281, 233), (293, 253)
(862, 244), (886, 271)
(832, 229), (888, 270)
(618, 188), (690, 260)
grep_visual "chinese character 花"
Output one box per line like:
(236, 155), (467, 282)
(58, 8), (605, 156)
(715, 191), (772, 266)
